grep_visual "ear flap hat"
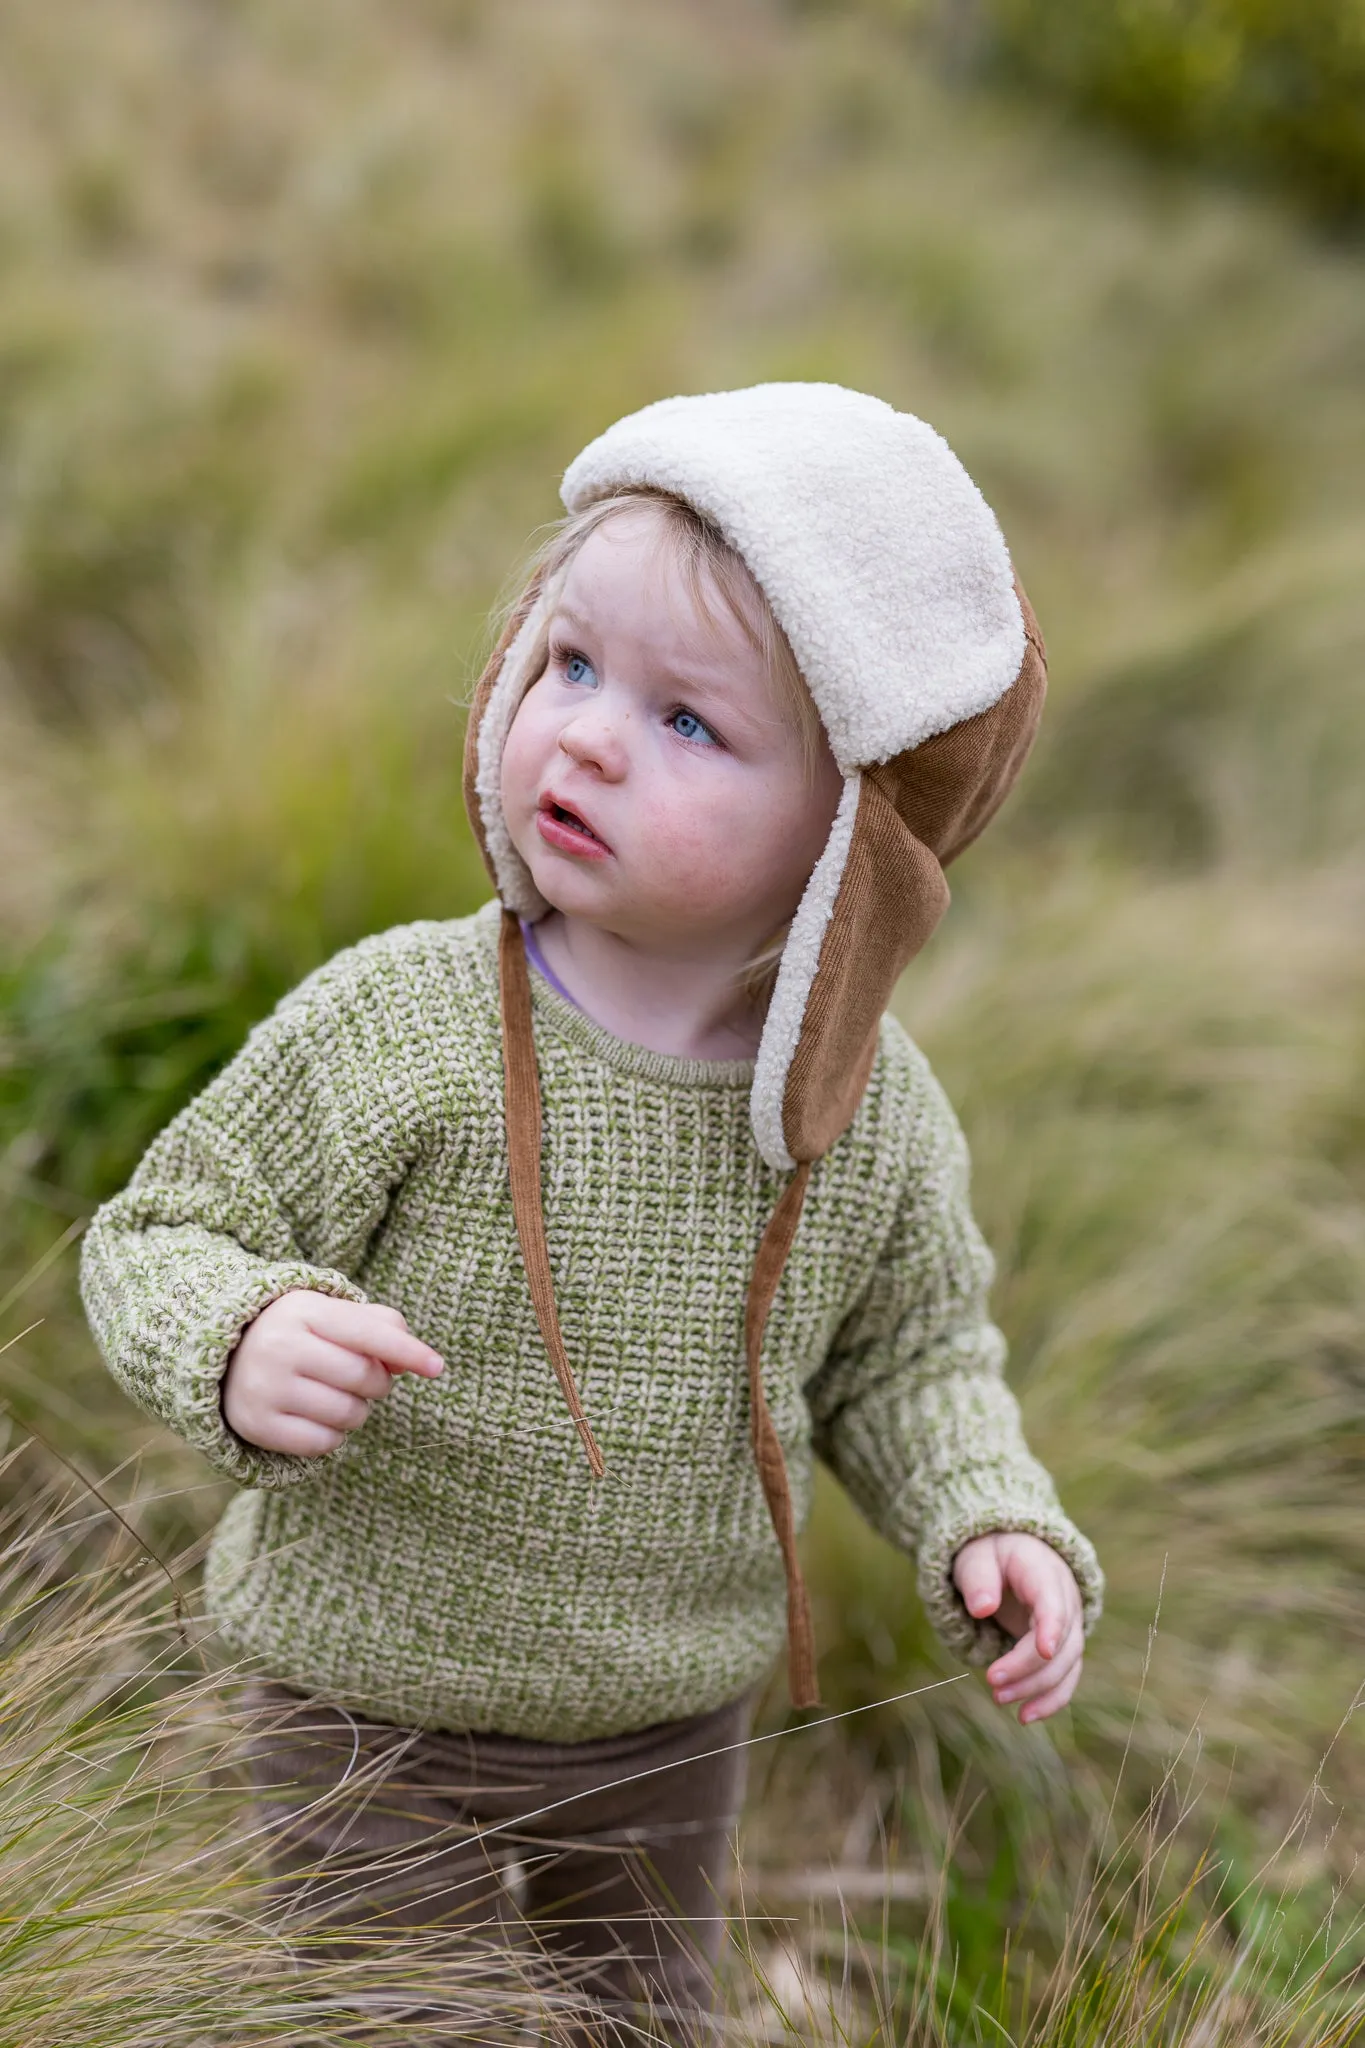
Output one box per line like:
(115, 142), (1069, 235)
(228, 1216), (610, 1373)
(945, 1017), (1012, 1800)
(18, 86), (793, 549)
(463, 382), (1046, 1708)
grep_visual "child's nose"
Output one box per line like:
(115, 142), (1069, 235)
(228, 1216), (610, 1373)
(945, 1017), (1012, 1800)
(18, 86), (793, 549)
(558, 704), (627, 777)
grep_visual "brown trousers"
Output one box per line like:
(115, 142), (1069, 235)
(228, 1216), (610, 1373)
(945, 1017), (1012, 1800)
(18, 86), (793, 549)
(238, 1680), (755, 2046)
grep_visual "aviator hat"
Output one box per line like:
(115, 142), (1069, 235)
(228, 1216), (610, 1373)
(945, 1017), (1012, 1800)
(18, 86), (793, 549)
(463, 382), (1047, 1705)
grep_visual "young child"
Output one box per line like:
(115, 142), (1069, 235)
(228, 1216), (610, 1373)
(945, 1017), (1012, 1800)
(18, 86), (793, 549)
(81, 382), (1103, 2045)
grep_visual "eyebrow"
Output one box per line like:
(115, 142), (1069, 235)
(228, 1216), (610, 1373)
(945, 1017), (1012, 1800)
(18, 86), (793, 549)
(546, 603), (777, 739)
(549, 605), (742, 697)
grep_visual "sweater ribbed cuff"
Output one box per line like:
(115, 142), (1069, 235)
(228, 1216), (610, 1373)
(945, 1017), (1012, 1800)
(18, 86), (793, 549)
(913, 1472), (1105, 1668)
(173, 1261), (370, 1491)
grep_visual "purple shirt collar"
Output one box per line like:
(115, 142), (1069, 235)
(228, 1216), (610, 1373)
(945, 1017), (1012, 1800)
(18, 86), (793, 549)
(519, 918), (583, 1014)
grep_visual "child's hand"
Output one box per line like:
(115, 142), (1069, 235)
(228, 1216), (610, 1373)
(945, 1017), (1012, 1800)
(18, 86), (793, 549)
(222, 1290), (444, 1456)
(952, 1532), (1084, 1724)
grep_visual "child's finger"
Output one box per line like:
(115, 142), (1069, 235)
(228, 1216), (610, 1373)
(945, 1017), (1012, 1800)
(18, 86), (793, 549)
(987, 1605), (1081, 1691)
(1003, 1547), (1079, 1661)
(303, 1299), (444, 1378)
(262, 1414), (348, 1458)
(998, 1540), (1080, 1654)
(952, 1541), (1004, 1621)
(1033, 1594), (1066, 1661)
(282, 1377), (373, 1435)
(295, 1339), (395, 1402)
(986, 1631), (1048, 1690)
(993, 1624), (1082, 1706)
(1017, 1657), (1083, 1725)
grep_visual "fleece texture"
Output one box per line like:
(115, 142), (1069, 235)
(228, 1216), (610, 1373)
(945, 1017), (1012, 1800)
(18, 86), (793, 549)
(80, 903), (1103, 1740)
(750, 771), (863, 1171)
(473, 583), (555, 921)
(560, 382), (1026, 771)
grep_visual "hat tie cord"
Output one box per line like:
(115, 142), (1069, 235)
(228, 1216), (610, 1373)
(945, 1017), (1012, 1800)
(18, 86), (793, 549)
(499, 908), (605, 1479)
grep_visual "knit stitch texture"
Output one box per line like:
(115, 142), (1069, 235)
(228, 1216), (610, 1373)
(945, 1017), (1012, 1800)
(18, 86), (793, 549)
(80, 900), (1102, 1740)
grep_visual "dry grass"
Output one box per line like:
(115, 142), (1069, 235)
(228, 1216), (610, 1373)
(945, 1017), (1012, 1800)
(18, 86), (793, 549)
(2, 1442), (1359, 2045)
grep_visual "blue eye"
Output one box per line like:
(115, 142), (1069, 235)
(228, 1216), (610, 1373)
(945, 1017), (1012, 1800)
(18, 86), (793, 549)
(670, 708), (718, 746)
(563, 652), (595, 686)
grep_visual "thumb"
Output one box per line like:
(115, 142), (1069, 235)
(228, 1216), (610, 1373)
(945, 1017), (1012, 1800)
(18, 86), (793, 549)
(953, 1538), (1004, 1620)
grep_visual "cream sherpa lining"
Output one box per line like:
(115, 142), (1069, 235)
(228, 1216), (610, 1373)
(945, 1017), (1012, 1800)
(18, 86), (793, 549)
(475, 585), (554, 920)
(750, 773), (860, 1171)
(561, 382), (1026, 773)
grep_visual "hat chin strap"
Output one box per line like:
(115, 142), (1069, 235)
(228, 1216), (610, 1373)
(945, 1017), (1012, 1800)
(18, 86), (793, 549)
(750, 771), (861, 1172)
(743, 1155), (819, 1707)
(498, 908), (604, 1478)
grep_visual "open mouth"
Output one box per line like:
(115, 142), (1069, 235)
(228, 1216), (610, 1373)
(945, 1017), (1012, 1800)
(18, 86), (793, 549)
(537, 794), (611, 858)
(547, 801), (599, 841)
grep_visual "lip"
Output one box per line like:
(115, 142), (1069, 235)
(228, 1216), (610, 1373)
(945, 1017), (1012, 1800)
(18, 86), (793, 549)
(535, 791), (613, 861)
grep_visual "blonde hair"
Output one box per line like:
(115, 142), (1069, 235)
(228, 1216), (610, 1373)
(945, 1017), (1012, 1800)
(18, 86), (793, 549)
(484, 486), (832, 1005)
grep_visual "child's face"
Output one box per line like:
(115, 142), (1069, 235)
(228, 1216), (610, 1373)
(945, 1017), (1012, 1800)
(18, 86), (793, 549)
(500, 507), (843, 961)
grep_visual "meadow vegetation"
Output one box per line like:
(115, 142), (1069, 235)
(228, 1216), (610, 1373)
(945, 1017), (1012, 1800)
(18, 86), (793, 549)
(1, 0), (1362, 2038)
(977, 0), (1365, 230)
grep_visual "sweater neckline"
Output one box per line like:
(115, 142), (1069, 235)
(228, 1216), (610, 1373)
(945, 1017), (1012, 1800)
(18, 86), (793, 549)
(473, 903), (756, 1090)
(527, 957), (757, 1090)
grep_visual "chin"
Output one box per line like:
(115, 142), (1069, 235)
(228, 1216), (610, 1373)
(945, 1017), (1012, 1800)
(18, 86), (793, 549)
(518, 855), (602, 921)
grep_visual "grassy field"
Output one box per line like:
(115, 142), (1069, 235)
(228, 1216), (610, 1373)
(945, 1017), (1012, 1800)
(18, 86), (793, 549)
(1, 1), (1363, 2039)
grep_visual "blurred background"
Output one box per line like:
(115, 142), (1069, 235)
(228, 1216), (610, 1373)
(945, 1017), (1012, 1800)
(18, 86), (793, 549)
(1, 1), (1362, 2039)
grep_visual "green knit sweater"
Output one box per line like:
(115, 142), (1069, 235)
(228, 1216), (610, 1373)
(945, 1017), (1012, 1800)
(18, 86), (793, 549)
(80, 899), (1102, 1739)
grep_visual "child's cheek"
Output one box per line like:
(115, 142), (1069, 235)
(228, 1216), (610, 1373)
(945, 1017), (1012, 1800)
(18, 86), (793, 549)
(637, 781), (720, 863)
(499, 699), (544, 841)
(642, 790), (762, 902)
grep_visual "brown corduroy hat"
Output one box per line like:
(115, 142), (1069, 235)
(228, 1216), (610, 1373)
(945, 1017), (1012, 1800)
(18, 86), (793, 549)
(462, 382), (1046, 1708)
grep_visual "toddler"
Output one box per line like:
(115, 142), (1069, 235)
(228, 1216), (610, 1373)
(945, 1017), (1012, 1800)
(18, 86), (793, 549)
(81, 382), (1102, 2045)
